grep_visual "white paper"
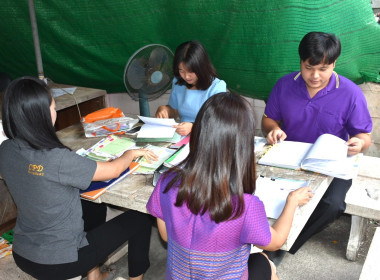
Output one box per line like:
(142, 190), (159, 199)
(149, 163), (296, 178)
(51, 87), (77, 98)
(138, 116), (177, 126)
(300, 134), (360, 179)
(254, 176), (309, 219)
(0, 121), (8, 145)
(258, 141), (312, 169)
(137, 116), (177, 139)
(302, 133), (347, 163)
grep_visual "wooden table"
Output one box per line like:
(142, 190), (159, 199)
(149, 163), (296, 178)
(56, 123), (333, 251)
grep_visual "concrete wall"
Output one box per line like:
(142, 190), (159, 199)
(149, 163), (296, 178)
(372, 0), (380, 8)
(359, 83), (380, 157)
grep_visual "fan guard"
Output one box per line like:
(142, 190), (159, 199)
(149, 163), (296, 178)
(123, 44), (174, 102)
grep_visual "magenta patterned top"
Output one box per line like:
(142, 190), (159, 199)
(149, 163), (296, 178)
(146, 173), (272, 279)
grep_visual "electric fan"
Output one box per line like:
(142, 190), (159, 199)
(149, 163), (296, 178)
(123, 44), (174, 117)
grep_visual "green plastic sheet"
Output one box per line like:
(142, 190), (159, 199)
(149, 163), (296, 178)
(0, 0), (379, 100)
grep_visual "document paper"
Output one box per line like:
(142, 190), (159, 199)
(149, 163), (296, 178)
(255, 176), (309, 219)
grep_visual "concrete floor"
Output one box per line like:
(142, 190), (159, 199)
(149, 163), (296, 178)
(120, 215), (378, 280)
(1, 214), (377, 280)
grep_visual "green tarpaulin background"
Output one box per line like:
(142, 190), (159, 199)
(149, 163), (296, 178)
(0, 0), (379, 100)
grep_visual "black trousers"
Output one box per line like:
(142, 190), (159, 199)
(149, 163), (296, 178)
(248, 253), (272, 280)
(289, 177), (352, 254)
(13, 200), (152, 280)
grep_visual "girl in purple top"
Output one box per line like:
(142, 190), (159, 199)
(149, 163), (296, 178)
(147, 92), (312, 279)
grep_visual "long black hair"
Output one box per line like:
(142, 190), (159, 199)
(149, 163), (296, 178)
(298, 32), (341, 65)
(173, 40), (218, 90)
(164, 92), (257, 223)
(1, 76), (67, 150)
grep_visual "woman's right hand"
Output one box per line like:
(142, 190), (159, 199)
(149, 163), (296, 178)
(287, 187), (313, 207)
(258, 186), (313, 251)
(155, 105), (171, 118)
(122, 148), (158, 163)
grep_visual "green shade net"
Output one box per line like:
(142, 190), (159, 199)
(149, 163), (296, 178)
(0, 0), (379, 100)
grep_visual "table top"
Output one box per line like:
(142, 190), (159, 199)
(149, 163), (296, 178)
(56, 123), (333, 251)
(52, 84), (107, 111)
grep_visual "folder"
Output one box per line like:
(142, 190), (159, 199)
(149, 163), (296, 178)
(80, 162), (140, 200)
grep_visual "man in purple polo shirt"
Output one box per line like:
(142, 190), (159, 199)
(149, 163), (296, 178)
(262, 32), (372, 257)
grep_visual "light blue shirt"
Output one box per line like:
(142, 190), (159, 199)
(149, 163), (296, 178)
(168, 77), (227, 122)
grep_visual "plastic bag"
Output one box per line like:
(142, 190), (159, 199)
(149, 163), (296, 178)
(0, 237), (12, 258)
(81, 107), (139, 137)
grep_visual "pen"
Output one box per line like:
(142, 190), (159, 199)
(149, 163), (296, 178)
(280, 188), (297, 191)
(270, 177), (306, 183)
(279, 188), (315, 196)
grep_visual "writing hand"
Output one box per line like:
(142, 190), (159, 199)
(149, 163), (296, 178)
(346, 137), (364, 156)
(266, 128), (287, 145)
(155, 105), (170, 118)
(173, 122), (193, 136)
(287, 187), (313, 206)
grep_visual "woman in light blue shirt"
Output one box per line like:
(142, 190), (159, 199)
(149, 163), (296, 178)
(155, 40), (227, 136)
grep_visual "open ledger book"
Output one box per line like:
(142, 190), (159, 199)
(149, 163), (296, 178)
(258, 134), (362, 180)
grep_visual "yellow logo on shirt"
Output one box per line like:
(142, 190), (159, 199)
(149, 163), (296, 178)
(28, 164), (44, 176)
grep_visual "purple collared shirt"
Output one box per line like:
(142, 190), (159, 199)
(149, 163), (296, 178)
(264, 71), (372, 143)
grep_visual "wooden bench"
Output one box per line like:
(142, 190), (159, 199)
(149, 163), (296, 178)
(359, 227), (380, 280)
(344, 155), (380, 261)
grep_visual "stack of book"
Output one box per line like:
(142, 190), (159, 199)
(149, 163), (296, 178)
(79, 135), (140, 200)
